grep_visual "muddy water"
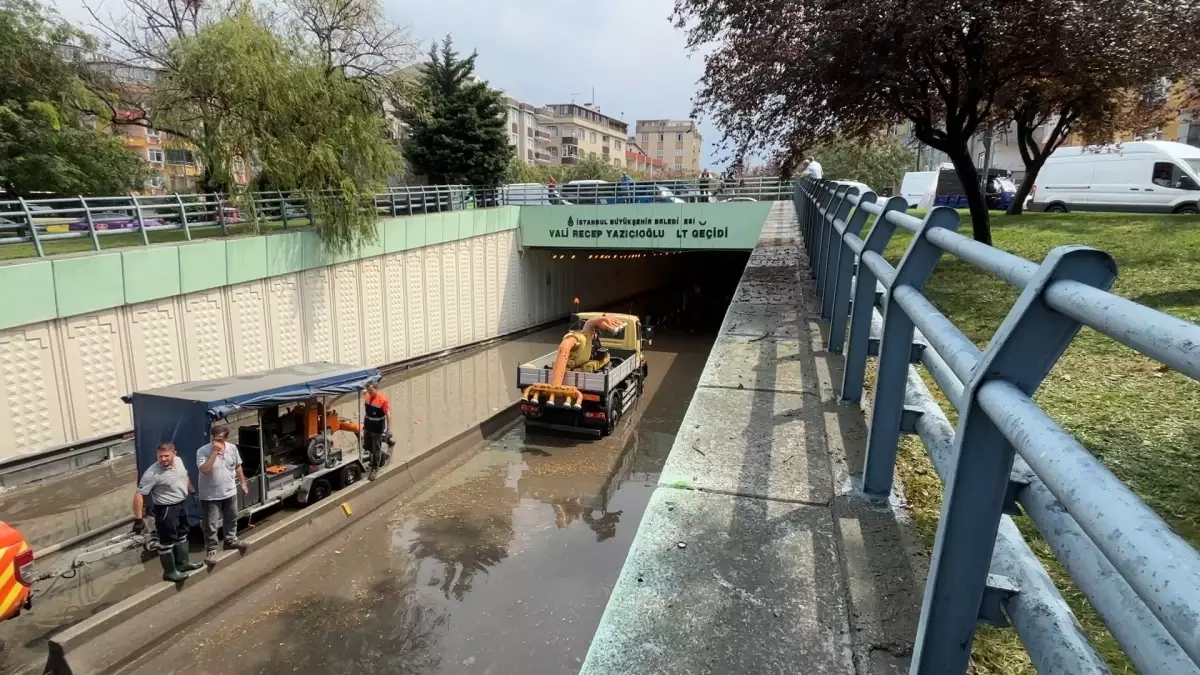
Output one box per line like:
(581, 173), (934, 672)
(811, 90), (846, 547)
(0, 328), (564, 675)
(120, 331), (715, 675)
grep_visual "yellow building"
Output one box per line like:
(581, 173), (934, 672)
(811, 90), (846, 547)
(634, 119), (702, 176)
(544, 103), (630, 169)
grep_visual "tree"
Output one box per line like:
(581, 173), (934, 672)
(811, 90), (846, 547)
(399, 36), (510, 186)
(0, 0), (147, 196)
(675, 0), (1075, 244)
(1001, 1), (1200, 215)
(567, 154), (623, 182)
(805, 138), (914, 193)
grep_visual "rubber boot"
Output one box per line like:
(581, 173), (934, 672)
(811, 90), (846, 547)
(159, 552), (188, 582)
(173, 541), (203, 573)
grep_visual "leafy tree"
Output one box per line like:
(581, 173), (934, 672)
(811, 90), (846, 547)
(672, 0), (1200, 243)
(567, 154), (623, 182)
(399, 36), (510, 186)
(0, 0), (147, 196)
(1001, 2), (1198, 215)
(804, 138), (913, 192)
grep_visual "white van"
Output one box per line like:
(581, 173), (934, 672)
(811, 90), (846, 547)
(1029, 141), (1200, 214)
(900, 171), (937, 207)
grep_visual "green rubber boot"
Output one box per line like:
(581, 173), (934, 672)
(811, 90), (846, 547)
(159, 552), (188, 582)
(173, 541), (203, 573)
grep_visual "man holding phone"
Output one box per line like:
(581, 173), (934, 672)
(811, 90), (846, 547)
(197, 424), (249, 562)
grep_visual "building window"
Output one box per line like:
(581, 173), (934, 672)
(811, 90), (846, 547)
(527, 149), (534, 161)
(615, 140), (622, 151)
(146, 128), (162, 142)
(676, 148), (684, 156)
(641, 133), (648, 143)
(527, 127), (534, 137)
(147, 148), (164, 164)
(659, 134), (664, 142)
(510, 133), (519, 146)
(165, 148), (194, 165)
(590, 132), (597, 143)
(549, 126), (558, 136)
(656, 148), (664, 158)
(563, 145), (578, 157)
(549, 146), (558, 157)
(674, 162), (682, 170)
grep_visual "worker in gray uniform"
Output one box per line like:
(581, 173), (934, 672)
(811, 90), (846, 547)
(132, 442), (203, 582)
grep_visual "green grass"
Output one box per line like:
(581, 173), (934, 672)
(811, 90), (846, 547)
(0, 218), (308, 261)
(881, 211), (1200, 674)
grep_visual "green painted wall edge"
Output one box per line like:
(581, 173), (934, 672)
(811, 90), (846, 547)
(0, 206), (521, 332)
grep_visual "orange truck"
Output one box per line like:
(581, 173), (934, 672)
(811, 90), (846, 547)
(0, 521), (33, 621)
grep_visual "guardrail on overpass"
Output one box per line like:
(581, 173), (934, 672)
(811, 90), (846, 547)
(0, 178), (792, 259)
(796, 177), (1200, 674)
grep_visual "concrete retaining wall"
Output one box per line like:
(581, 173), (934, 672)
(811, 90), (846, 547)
(0, 208), (670, 462)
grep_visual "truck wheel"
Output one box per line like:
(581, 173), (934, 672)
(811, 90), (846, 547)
(306, 437), (328, 465)
(603, 397), (616, 437)
(1045, 203), (1068, 213)
(309, 478), (333, 503)
(337, 463), (363, 489)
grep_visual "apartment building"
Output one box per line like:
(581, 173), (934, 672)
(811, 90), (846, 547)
(543, 103), (629, 167)
(500, 91), (554, 165)
(635, 119), (702, 175)
(624, 139), (664, 175)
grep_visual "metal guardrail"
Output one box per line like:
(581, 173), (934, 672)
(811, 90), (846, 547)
(795, 177), (1200, 674)
(0, 185), (476, 257)
(0, 178), (793, 258)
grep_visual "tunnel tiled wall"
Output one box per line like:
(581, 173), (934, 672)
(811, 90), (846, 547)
(0, 207), (672, 462)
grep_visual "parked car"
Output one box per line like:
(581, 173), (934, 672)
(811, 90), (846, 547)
(1029, 140), (1200, 214)
(721, 197), (758, 203)
(561, 180), (614, 205)
(222, 206), (244, 223)
(68, 212), (165, 231)
(500, 183), (573, 205)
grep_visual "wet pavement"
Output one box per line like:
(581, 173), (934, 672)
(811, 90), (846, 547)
(118, 330), (715, 675)
(0, 328), (566, 675)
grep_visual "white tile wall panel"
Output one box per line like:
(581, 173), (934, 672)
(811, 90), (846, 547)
(485, 235), (499, 338)
(383, 254), (407, 364)
(361, 258), (386, 367)
(424, 247), (444, 353)
(267, 275), (305, 368)
(443, 358), (462, 437)
(300, 269), (335, 363)
(126, 299), (184, 391)
(471, 238), (487, 341)
(61, 311), (132, 440)
(404, 249), (427, 358)
(229, 282), (270, 374)
(407, 372), (431, 454)
(182, 290), (231, 381)
(0, 324), (68, 460)
(457, 242), (474, 345)
(384, 375), (413, 460)
(332, 262), (363, 366)
(441, 244), (460, 349)
(427, 362), (447, 446)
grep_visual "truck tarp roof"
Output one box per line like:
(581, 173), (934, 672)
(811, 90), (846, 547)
(124, 362), (380, 419)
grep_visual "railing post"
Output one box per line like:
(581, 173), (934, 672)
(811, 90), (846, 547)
(910, 246), (1117, 674)
(827, 191), (875, 352)
(810, 181), (836, 273)
(175, 193), (191, 240)
(15, 197), (44, 258)
(820, 187), (858, 320)
(80, 196), (101, 251)
(130, 193), (149, 247)
(389, 190), (397, 217)
(279, 190), (289, 229)
(860, 206), (961, 497)
(841, 196), (909, 402)
(814, 184), (850, 300)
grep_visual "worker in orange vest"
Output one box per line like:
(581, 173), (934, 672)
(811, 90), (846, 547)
(0, 521), (33, 622)
(363, 381), (392, 481)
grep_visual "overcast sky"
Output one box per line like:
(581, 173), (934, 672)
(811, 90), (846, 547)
(50, 0), (731, 169)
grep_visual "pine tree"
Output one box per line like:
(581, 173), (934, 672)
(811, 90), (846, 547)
(400, 36), (510, 186)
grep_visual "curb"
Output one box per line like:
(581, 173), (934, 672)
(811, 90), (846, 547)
(44, 405), (521, 675)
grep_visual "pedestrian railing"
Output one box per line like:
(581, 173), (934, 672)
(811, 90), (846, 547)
(795, 177), (1200, 674)
(0, 185), (477, 258)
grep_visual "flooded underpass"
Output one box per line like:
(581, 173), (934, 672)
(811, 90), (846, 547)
(0, 249), (749, 675)
(118, 325), (716, 675)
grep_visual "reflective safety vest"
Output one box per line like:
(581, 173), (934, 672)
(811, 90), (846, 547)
(0, 521), (32, 622)
(364, 393), (389, 434)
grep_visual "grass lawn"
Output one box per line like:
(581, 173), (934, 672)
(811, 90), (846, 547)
(879, 210), (1200, 673)
(0, 218), (308, 262)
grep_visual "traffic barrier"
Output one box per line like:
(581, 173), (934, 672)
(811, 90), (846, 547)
(796, 177), (1200, 674)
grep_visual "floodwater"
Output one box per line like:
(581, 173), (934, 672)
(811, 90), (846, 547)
(120, 330), (714, 675)
(0, 327), (564, 675)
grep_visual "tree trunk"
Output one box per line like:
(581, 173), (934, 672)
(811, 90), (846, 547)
(946, 148), (992, 245)
(1007, 158), (1047, 216)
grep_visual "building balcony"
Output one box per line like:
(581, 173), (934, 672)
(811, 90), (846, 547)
(561, 156), (579, 165)
(535, 152), (552, 164)
(536, 129), (552, 141)
(535, 107), (554, 123)
(561, 136), (579, 145)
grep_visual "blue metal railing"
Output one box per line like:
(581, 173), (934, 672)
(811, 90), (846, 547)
(795, 178), (1200, 674)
